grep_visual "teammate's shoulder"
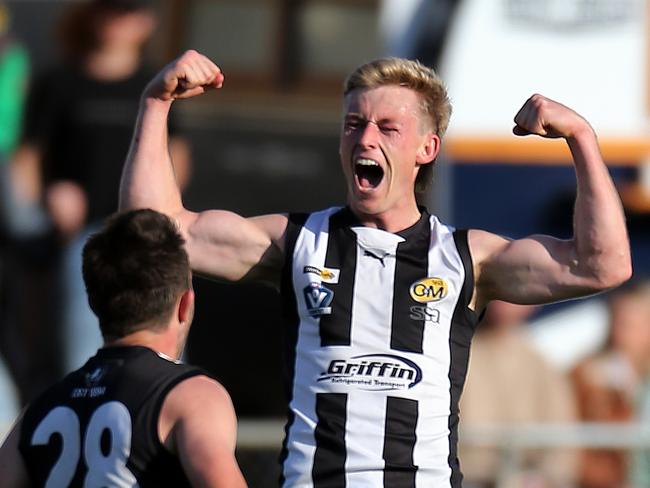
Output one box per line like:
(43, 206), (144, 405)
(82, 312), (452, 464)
(26, 365), (85, 403)
(162, 375), (234, 419)
(170, 374), (230, 399)
(17, 368), (84, 439)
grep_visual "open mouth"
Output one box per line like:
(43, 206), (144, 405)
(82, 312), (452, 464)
(355, 158), (384, 189)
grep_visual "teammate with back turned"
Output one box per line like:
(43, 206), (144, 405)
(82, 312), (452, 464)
(119, 49), (631, 487)
(0, 208), (247, 488)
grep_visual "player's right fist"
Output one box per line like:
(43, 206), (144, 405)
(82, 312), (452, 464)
(143, 50), (224, 102)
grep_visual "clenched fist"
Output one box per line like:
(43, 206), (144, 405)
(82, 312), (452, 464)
(143, 50), (224, 101)
(513, 94), (593, 140)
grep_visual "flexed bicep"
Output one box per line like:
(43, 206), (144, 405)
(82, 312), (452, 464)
(180, 210), (288, 285)
(470, 229), (605, 309)
(473, 95), (632, 310)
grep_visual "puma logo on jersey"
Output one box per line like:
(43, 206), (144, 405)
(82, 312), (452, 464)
(304, 283), (334, 317)
(409, 277), (448, 303)
(363, 249), (388, 267)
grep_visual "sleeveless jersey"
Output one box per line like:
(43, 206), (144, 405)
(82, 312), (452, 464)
(18, 345), (203, 487)
(280, 206), (479, 487)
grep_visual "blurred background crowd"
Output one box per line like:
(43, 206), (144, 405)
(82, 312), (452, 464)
(1, 0), (650, 487)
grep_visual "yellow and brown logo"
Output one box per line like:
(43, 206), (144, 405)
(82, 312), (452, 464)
(303, 265), (340, 284)
(409, 277), (448, 303)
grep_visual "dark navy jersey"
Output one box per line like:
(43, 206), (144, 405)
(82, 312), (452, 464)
(18, 346), (204, 487)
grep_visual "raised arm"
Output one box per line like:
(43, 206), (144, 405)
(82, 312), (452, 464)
(119, 50), (287, 283)
(470, 94), (632, 311)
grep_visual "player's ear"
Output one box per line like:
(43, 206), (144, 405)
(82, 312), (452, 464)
(178, 289), (195, 325)
(416, 132), (440, 165)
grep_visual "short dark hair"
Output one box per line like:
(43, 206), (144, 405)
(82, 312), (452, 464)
(82, 209), (191, 340)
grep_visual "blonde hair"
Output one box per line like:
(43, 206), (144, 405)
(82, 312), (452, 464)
(344, 57), (452, 138)
(344, 58), (452, 192)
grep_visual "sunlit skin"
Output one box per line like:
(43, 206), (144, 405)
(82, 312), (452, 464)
(609, 293), (650, 373)
(339, 85), (440, 233)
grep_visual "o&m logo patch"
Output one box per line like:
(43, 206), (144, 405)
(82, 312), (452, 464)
(409, 277), (448, 303)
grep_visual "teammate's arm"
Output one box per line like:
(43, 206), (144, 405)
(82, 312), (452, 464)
(470, 94), (632, 311)
(0, 415), (30, 488)
(119, 50), (288, 284)
(159, 375), (248, 488)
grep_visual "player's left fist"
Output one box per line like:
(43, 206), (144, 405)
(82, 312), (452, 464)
(512, 94), (592, 140)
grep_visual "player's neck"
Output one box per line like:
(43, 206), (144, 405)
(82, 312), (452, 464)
(349, 200), (422, 233)
(107, 327), (179, 360)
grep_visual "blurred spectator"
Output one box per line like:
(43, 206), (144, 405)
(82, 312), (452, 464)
(9, 0), (191, 377)
(460, 300), (577, 488)
(0, 0), (33, 426)
(631, 374), (650, 487)
(571, 280), (650, 488)
(0, 3), (27, 166)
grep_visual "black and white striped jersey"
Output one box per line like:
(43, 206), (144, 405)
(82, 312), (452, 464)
(279, 206), (479, 488)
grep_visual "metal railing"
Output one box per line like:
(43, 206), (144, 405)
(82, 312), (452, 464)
(236, 420), (650, 487)
(4, 420), (650, 487)
(235, 419), (650, 448)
